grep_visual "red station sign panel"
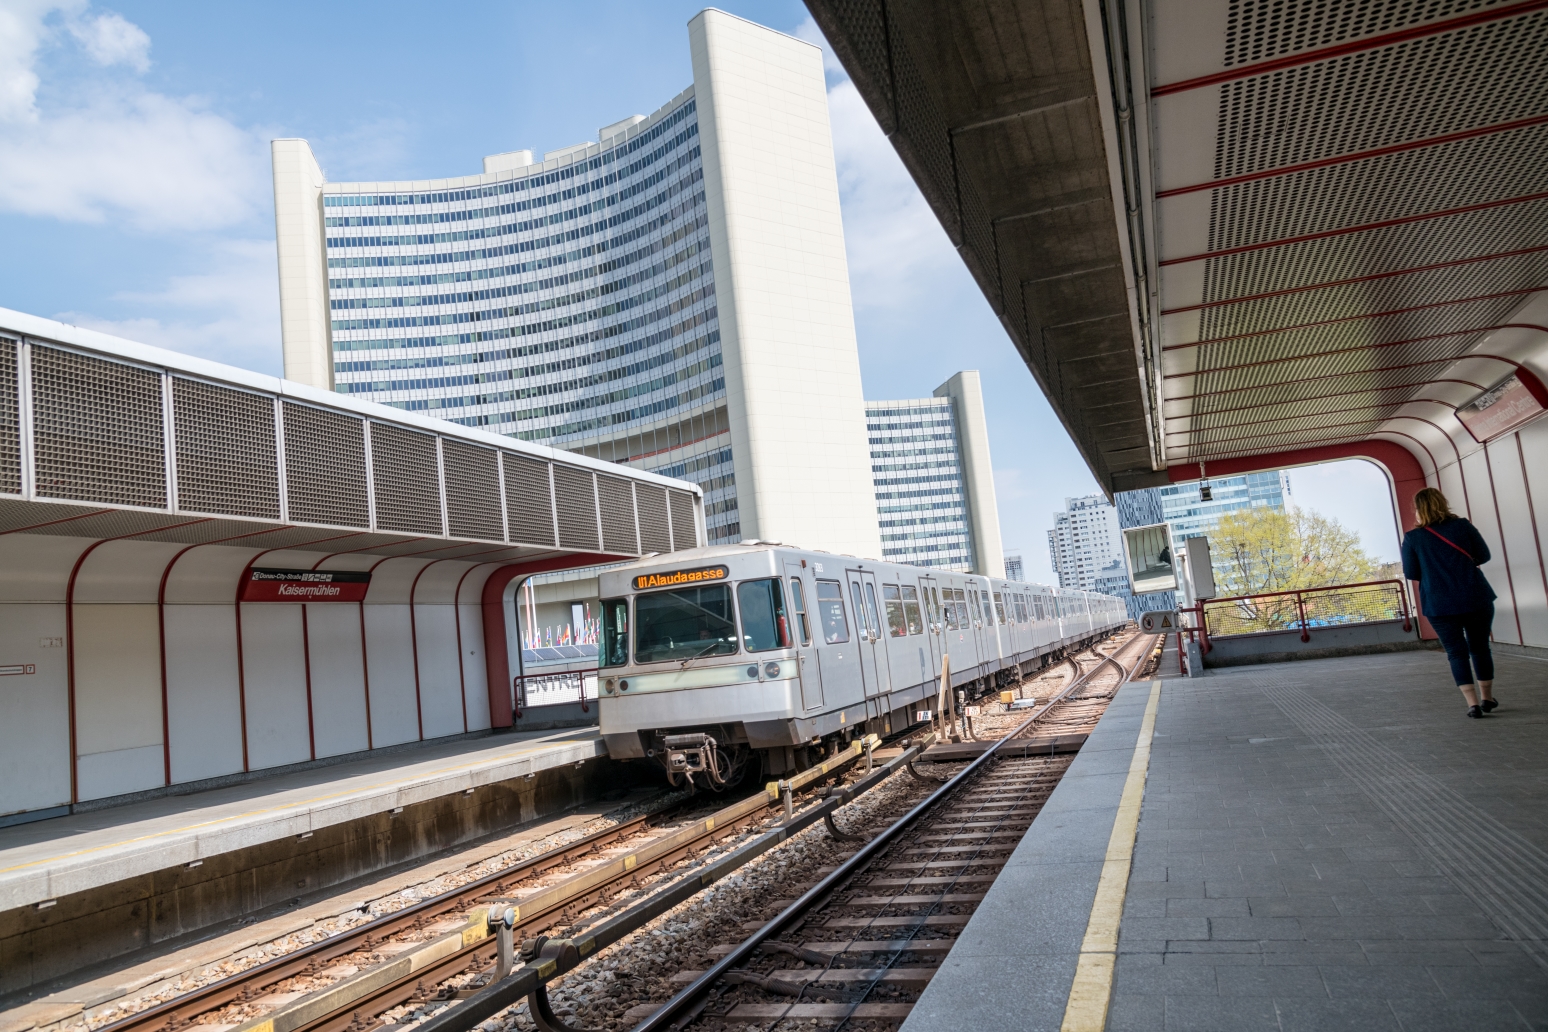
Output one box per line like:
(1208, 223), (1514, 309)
(240, 568), (372, 603)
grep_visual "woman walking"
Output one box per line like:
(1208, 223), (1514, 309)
(1400, 488), (1498, 718)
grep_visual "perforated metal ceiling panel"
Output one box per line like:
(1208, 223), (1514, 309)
(172, 378), (280, 520)
(668, 490), (698, 551)
(636, 484), (672, 554)
(503, 454), (556, 547)
(369, 421), (442, 536)
(442, 439), (504, 542)
(553, 466), (600, 552)
(0, 338), (18, 496)
(596, 474), (639, 555)
(1155, 0), (1548, 466)
(282, 403), (369, 528)
(31, 346), (166, 508)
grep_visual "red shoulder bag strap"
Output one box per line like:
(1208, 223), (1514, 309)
(1425, 525), (1476, 561)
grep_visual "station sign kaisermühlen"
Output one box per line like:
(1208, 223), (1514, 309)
(1139, 610), (1180, 634)
(240, 568), (373, 602)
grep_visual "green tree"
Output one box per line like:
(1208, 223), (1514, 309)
(1206, 507), (1388, 633)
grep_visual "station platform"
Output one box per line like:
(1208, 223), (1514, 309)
(0, 727), (613, 998)
(904, 645), (1548, 1031)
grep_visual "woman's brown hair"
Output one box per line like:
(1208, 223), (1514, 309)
(1414, 487), (1454, 527)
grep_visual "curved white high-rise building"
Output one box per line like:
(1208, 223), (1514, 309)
(272, 10), (882, 558)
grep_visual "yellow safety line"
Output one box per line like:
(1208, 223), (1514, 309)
(0, 730), (602, 876)
(1060, 680), (1162, 1032)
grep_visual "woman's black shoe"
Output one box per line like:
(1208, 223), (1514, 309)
(1467, 705), (1483, 718)
(1481, 698), (1499, 713)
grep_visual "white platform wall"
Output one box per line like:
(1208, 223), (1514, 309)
(0, 536), (499, 819)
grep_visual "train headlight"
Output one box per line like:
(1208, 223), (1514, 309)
(764, 662), (780, 678)
(746, 665), (760, 679)
(603, 678), (616, 695)
(619, 679), (630, 691)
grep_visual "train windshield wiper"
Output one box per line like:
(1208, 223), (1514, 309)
(679, 637), (730, 668)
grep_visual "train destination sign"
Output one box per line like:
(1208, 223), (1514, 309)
(633, 565), (729, 591)
(240, 568), (372, 603)
(1454, 370), (1547, 443)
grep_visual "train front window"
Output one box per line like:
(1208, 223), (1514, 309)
(815, 580), (849, 644)
(738, 578), (790, 652)
(600, 598), (629, 668)
(633, 585), (737, 663)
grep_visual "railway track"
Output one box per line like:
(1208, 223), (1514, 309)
(82, 631), (1148, 1032)
(625, 629), (1156, 1030)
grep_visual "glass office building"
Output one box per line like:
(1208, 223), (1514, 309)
(1158, 471), (1291, 540)
(271, 11), (881, 559)
(866, 371), (1004, 576)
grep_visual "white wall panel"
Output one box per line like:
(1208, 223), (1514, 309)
(305, 603), (370, 757)
(239, 603), (312, 769)
(460, 568), (495, 732)
(1486, 438), (1548, 648)
(0, 535), (92, 602)
(363, 603), (419, 747)
(0, 603), (71, 815)
(73, 603), (163, 800)
(414, 602), (465, 739)
(73, 540), (179, 602)
(163, 603), (245, 783)
(1516, 423), (1548, 648)
(164, 544), (266, 604)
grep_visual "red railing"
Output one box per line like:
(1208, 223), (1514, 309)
(1195, 579), (1413, 646)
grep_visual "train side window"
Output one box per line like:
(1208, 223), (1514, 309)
(953, 588), (971, 629)
(815, 580), (849, 644)
(943, 589), (958, 630)
(901, 585), (924, 634)
(738, 578), (789, 652)
(993, 591), (1006, 624)
(789, 577), (812, 646)
(981, 590), (994, 625)
(882, 584), (908, 637)
(863, 582), (882, 640)
(600, 598), (629, 668)
(926, 586), (941, 627)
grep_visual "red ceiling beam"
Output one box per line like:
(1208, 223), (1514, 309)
(1165, 398), (1457, 437)
(1164, 361), (1488, 404)
(1159, 190), (1548, 267)
(1159, 244), (1548, 316)
(1156, 114), (1548, 199)
(1164, 379), (1480, 420)
(1151, 0), (1548, 96)
(1161, 285), (1548, 352)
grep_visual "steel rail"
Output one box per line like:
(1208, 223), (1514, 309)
(629, 632), (1153, 1032)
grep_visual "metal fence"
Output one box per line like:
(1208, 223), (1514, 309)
(515, 668), (598, 713)
(1200, 580), (1413, 644)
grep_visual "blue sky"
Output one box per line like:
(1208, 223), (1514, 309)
(0, 0), (1400, 576)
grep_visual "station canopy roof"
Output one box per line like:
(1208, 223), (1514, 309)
(806, 0), (1548, 493)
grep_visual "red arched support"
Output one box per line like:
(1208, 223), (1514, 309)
(1169, 440), (1433, 636)
(480, 553), (623, 729)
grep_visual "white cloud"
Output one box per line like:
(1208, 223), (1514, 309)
(0, 2), (268, 230)
(69, 10), (149, 71)
(55, 238), (283, 376)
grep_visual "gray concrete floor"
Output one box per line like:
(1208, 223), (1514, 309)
(910, 644), (1548, 1032)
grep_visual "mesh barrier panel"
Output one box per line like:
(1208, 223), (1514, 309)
(636, 484), (671, 553)
(370, 422), (442, 535)
(172, 378), (280, 519)
(596, 474), (638, 555)
(442, 439), (503, 541)
(504, 454), (555, 546)
(668, 489), (697, 550)
(553, 466), (600, 551)
(1204, 582), (1410, 637)
(32, 346), (165, 507)
(283, 402), (369, 527)
(0, 339), (18, 495)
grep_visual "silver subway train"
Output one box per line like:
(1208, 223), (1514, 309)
(595, 542), (1128, 785)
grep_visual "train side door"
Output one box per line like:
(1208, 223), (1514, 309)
(845, 569), (888, 723)
(784, 562), (823, 711)
(916, 576), (942, 693)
